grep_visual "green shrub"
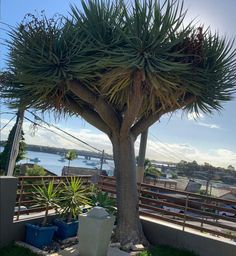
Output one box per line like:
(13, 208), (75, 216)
(25, 165), (46, 176)
(90, 191), (117, 216)
(0, 244), (38, 256)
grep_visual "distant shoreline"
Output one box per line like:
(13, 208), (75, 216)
(0, 141), (113, 160)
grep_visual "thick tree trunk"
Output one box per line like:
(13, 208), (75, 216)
(112, 134), (148, 249)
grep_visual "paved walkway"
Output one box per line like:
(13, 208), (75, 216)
(16, 241), (131, 256)
(51, 245), (130, 256)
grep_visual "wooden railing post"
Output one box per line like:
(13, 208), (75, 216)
(16, 178), (24, 221)
(182, 194), (189, 231)
(200, 198), (207, 232)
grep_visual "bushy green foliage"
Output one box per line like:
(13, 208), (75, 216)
(176, 160), (236, 184)
(141, 158), (162, 178)
(25, 165), (46, 176)
(145, 166), (162, 178)
(0, 122), (26, 174)
(90, 190), (117, 216)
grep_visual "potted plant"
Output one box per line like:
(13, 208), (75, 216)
(90, 190), (117, 216)
(54, 177), (91, 240)
(25, 180), (59, 248)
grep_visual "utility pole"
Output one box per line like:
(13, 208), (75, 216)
(137, 129), (148, 183)
(205, 168), (214, 195)
(100, 150), (105, 172)
(7, 109), (24, 176)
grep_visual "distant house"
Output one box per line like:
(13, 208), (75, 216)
(144, 177), (177, 189)
(176, 178), (189, 191)
(218, 191), (236, 201)
(61, 166), (106, 183)
(185, 180), (202, 193)
(176, 178), (202, 193)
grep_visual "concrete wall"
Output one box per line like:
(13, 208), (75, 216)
(141, 217), (236, 256)
(0, 176), (18, 248)
(1, 176), (235, 256)
(0, 176), (57, 248)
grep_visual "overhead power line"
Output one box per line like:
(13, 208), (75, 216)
(147, 138), (179, 162)
(149, 132), (192, 162)
(26, 110), (103, 153)
(0, 111), (16, 115)
(24, 116), (101, 153)
(0, 115), (16, 132)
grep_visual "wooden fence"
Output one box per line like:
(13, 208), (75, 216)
(99, 175), (236, 241)
(14, 175), (236, 241)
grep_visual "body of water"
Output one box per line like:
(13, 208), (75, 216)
(0, 147), (114, 176)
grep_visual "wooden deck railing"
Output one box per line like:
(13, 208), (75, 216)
(15, 175), (91, 221)
(98, 175), (236, 241)
(14, 175), (236, 241)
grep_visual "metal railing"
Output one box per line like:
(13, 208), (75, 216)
(14, 175), (236, 241)
(14, 175), (91, 221)
(98, 175), (236, 241)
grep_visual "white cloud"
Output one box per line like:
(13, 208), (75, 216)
(144, 138), (236, 168)
(197, 122), (221, 129)
(1, 118), (235, 168)
(186, 112), (221, 129)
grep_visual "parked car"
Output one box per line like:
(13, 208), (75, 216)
(218, 205), (236, 217)
(163, 206), (183, 214)
(14, 206), (28, 214)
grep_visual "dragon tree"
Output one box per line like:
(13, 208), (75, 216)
(2, 0), (236, 248)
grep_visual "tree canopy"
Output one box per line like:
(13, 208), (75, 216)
(2, 0), (236, 139)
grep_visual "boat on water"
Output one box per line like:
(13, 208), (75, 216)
(58, 157), (66, 163)
(86, 160), (97, 167)
(29, 157), (41, 163)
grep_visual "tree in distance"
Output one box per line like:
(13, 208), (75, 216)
(65, 150), (77, 173)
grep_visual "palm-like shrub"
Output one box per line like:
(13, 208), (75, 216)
(2, 0), (236, 247)
(58, 177), (91, 222)
(33, 181), (60, 226)
(90, 191), (117, 216)
(65, 150), (77, 174)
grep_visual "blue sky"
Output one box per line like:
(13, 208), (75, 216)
(0, 0), (236, 168)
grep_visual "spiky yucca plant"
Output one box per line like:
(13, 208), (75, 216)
(58, 177), (91, 222)
(33, 181), (60, 226)
(2, 0), (236, 248)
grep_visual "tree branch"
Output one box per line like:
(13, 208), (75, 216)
(68, 80), (120, 132)
(120, 70), (143, 137)
(131, 96), (196, 139)
(65, 98), (111, 135)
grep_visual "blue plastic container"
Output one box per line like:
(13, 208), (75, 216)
(53, 219), (79, 240)
(25, 223), (58, 248)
